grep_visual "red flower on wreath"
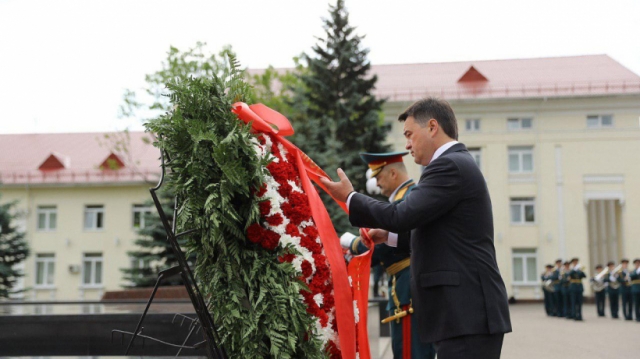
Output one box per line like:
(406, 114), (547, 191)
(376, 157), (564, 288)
(259, 200), (272, 216)
(246, 223), (264, 244)
(246, 132), (341, 358)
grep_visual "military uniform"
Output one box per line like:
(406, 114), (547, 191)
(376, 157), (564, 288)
(568, 265), (586, 320)
(590, 274), (606, 317)
(630, 261), (640, 322)
(604, 271), (620, 318)
(541, 270), (555, 316)
(619, 268), (633, 320)
(560, 268), (571, 318)
(551, 267), (564, 317)
(343, 151), (435, 359)
(348, 179), (435, 359)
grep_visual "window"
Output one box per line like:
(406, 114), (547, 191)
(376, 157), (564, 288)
(82, 253), (103, 286)
(132, 204), (153, 229)
(468, 148), (481, 168)
(35, 254), (55, 287)
(465, 119), (481, 132)
(507, 117), (533, 130)
(587, 115), (613, 128)
(508, 146), (534, 173)
(510, 197), (535, 224)
(84, 205), (104, 230)
(512, 248), (538, 284)
(37, 206), (57, 231)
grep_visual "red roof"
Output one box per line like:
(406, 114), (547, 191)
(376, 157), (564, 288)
(0, 132), (161, 186)
(248, 54), (640, 101)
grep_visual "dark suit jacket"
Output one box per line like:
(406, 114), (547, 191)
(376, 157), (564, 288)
(349, 143), (512, 343)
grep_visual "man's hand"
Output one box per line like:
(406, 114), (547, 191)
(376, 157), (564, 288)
(368, 228), (389, 245)
(319, 168), (355, 202)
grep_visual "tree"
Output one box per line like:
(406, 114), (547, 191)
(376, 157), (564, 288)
(0, 197), (30, 298)
(293, 0), (391, 233)
(119, 42), (239, 121)
(120, 189), (189, 287)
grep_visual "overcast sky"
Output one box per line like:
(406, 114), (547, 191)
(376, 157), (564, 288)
(1, 0), (639, 134)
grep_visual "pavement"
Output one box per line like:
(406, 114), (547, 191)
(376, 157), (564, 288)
(373, 303), (639, 359)
(502, 303), (638, 359)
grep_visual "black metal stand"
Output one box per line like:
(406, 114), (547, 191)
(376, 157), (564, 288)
(112, 149), (227, 358)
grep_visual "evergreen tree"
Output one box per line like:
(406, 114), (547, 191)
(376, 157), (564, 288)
(294, 0), (391, 233)
(120, 189), (189, 287)
(0, 197), (30, 298)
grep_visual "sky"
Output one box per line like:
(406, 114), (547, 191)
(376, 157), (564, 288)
(1, 0), (639, 134)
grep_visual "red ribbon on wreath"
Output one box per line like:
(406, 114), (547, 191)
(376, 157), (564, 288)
(232, 102), (373, 359)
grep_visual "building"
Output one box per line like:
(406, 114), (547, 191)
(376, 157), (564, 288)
(374, 55), (640, 299)
(4, 55), (640, 302)
(0, 132), (160, 300)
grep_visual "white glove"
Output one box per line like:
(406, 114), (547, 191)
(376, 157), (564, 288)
(366, 177), (380, 195)
(340, 232), (357, 249)
(574, 263), (582, 271)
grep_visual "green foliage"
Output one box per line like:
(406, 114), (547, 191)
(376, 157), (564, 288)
(120, 42), (239, 121)
(120, 188), (189, 287)
(0, 196), (30, 298)
(248, 57), (307, 116)
(144, 55), (327, 359)
(118, 42), (243, 286)
(292, 0), (391, 233)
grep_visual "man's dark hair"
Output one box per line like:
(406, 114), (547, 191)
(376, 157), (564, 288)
(607, 261), (615, 266)
(570, 257), (579, 263)
(621, 258), (629, 263)
(596, 264), (603, 269)
(398, 97), (459, 140)
(555, 259), (562, 264)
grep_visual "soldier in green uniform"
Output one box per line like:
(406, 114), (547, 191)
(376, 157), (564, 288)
(340, 151), (435, 359)
(551, 259), (564, 317)
(541, 264), (555, 316)
(619, 259), (633, 320)
(603, 261), (620, 319)
(631, 259), (640, 322)
(568, 258), (586, 321)
(590, 264), (606, 317)
(560, 261), (572, 319)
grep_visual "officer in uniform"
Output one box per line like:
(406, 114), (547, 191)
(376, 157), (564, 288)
(560, 261), (572, 319)
(619, 259), (633, 320)
(604, 261), (620, 319)
(551, 259), (564, 317)
(590, 264), (606, 317)
(568, 258), (586, 321)
(541, 264), (555, 316)
(630, 258), (640, 322)
(340, 151), (435, 359)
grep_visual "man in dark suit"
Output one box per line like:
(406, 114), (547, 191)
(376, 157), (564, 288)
(321, 98), (512, 359)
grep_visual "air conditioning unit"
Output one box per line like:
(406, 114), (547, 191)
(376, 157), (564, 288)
(68, 264), (81, 274)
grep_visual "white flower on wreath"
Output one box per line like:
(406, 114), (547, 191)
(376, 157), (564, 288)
(353, 300), (360, 324)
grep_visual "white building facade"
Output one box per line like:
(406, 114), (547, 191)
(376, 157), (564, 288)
(0, 132), (160, 300)
(376, 55), (640, 299)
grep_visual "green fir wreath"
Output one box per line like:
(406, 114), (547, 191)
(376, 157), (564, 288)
(145, 56), (329, 359)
